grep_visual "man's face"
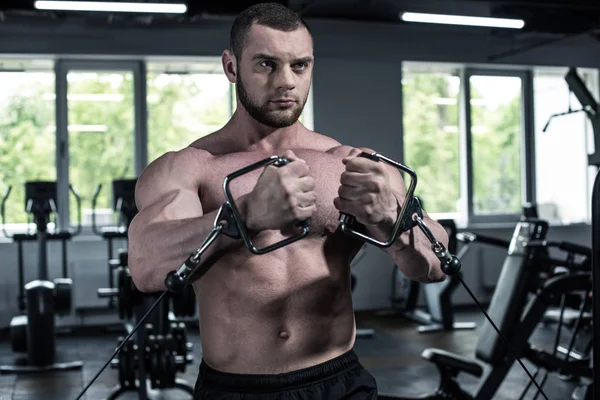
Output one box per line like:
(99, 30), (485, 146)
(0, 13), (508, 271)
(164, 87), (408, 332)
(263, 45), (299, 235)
(236, 24), (314, 128)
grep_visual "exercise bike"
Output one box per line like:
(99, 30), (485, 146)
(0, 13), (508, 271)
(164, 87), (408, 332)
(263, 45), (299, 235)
(0, 181), (83, 374)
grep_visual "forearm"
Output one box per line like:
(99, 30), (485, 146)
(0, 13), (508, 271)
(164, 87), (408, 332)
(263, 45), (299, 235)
(128, 195), (252, 292)
(367, 215), (448, 283)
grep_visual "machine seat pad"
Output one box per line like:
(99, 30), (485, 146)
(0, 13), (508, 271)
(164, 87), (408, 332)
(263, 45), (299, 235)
(421, 348), (484, 377)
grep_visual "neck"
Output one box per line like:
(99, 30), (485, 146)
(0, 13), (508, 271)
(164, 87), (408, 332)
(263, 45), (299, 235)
(224, 105), (304, 153)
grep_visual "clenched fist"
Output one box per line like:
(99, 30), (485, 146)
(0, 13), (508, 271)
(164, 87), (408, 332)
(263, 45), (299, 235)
(334, 148), (401, 227)
(246, 150), (317, 232)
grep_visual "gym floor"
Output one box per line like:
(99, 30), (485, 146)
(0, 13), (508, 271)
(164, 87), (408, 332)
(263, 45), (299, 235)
(0, 308), (586, 400)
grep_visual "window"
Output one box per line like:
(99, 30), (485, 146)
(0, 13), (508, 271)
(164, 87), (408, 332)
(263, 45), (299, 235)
(65, 68), (137, 227)
(468, 73), (524, 218)
(146, 60), (233, 163)
(403, 63), (530, 225)
(533, 67), (598, 224)
(402, 64), (461, 217)
(0, 59), (56, 230)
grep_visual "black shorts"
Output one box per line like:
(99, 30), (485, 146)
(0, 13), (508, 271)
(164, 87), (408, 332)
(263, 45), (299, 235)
(193, 349), (378, 399)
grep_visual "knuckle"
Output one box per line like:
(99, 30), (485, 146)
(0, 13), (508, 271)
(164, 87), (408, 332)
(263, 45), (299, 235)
(339, 173), (347, 184)
(365, 193), (376, 204)
(372, 178), (384, 192)
(302, 162), (310, 174)
(288, 195), (298, 207)
(291, 208), (300, 219)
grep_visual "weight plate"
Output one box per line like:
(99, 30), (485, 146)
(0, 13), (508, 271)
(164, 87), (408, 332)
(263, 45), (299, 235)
(117, 267), (134, 320)
(10, 315), (28, 353)
(117, 338), (136, 387)
(53, 278), (72, 315)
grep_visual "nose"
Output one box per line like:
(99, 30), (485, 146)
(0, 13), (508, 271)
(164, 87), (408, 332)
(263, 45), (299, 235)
(273, 65), (296, 91)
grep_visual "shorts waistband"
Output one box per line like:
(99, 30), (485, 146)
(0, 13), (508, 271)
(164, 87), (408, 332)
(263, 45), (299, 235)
(198, 349), (359, 392)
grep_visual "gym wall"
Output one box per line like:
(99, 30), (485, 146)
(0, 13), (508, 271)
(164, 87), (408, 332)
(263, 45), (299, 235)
(0, 16), (595, 326)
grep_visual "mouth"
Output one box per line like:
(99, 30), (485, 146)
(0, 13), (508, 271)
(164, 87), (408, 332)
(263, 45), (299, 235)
(271, 99), (296, 107)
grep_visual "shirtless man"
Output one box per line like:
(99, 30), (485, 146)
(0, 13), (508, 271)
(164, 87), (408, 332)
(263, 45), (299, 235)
(128, 3), (448, 399)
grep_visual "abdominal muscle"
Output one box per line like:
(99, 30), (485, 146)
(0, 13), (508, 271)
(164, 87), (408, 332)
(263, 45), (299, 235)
(192, 237), (357, 374)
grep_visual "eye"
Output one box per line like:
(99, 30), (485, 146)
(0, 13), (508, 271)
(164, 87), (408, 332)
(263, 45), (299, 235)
(292, 62), (309, 70)
(260, 60), (276, 69)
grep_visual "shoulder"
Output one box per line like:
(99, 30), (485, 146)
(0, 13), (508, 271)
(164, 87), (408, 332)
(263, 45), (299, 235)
(140, 129), (225, 184)
(140, 146), (210, 184)
(135, 146), (211, 206)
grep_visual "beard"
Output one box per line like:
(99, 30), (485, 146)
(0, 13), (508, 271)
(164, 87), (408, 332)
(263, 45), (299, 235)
(236, 70), (307, 128)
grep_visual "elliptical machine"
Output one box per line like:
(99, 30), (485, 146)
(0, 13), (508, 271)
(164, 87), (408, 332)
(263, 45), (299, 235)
(0, 181), (83, 373)
(94, 179), (196, 399)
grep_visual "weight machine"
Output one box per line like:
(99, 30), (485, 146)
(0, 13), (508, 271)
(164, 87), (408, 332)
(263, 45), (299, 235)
(379, 217), (592, 400)
(0, 181), (83, 374)
(538, 66), (600, 400)
(92, 179), (196, 399)
(547, 66), (600, 400)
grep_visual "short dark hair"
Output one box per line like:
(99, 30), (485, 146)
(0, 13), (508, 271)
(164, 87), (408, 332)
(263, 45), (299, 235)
(230, 3), (312, 60)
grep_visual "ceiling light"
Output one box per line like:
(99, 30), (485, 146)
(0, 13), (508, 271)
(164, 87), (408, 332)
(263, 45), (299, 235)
(34, 1), (187, 14)
(400, 12), (525, 29)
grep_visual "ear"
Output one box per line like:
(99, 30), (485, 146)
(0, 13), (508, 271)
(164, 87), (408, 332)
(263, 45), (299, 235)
(222, 50), (237, 83)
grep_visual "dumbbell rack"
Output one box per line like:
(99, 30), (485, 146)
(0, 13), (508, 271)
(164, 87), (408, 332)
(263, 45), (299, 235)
(98, 254), (195, 399)
(106, 297), (195, 400)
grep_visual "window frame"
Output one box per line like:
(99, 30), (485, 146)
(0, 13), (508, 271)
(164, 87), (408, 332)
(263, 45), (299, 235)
(55, 59), (148, 232)
(463, 68), (536, 226)
(401, 63), (538, 227)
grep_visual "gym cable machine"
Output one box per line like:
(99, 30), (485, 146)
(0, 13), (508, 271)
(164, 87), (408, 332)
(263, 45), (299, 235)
(562, 67), (599, 400)
(539, 67), (599, 400)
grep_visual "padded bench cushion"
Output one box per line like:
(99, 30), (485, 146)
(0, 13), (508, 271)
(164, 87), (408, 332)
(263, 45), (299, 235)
(543, 308), (592, 328)
(421, 348), (484, 377)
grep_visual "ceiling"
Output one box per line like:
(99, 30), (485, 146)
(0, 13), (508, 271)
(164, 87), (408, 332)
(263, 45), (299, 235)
(1, 0), (599, 37)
